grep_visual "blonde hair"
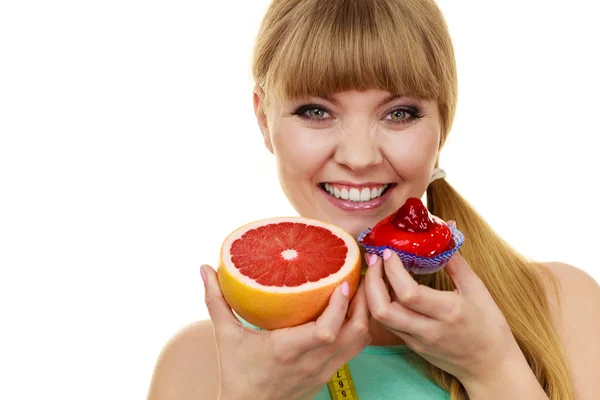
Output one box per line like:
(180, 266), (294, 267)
(251, 0), (575, 399)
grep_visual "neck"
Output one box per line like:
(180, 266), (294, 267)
(368, 315), (407, 346)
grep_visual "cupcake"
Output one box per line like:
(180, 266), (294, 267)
(357, 197), (464, 274)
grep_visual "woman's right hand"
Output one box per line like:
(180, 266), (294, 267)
(201, 263), (372, 400)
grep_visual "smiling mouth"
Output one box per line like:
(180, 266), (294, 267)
(318, 182), (395, 202)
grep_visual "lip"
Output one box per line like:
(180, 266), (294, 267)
(318, 183), (396, 212)
(323, 181), (390, 188)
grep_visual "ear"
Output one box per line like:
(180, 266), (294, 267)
(253, 86), (274, 154)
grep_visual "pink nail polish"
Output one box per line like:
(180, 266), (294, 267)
(341, 281), (349, 297)
(368, 253), (378, 266)
(200, 267), (207, 284)
(383, 248), (392, 260)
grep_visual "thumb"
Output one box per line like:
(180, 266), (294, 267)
(444, 252), (480, 295)
(201, 264), (243, 331)
(443, 219), (479, 294)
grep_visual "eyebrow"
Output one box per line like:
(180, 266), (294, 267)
(322, 93), (403, 108)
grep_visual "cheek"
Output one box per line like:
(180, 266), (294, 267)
(271, 124), (334, 178)
(383, 127), (439, 177)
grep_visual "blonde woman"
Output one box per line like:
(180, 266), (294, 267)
(147, 0), (599, 399)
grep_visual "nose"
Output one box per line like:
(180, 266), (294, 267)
(333, 122), (383, 172)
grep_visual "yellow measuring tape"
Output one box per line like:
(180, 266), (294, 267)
(327, 363), (359, 399)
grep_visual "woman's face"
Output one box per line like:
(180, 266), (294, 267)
(253, 88), (441, 238)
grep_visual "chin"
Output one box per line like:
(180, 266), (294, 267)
(315, 215), (378, 240)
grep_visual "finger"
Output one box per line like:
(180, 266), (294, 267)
(382, 327), (416, 349)
(202, 264), (245, 334)
(382, 249), (457, 320)
(364, 253), (391, 305)
(324, 332), (372, 380)
(281, 281), (350, 356)
(346, 277), (368, 321)
(365, 255), (432, 335)
(383, 268), (392, 297)
(444, 252), (481, 295)
(327, 278), (371, 358)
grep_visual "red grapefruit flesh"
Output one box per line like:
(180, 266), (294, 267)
(217, 217), (362, 330)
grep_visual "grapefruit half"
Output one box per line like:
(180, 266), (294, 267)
(217, 217), (362, 330)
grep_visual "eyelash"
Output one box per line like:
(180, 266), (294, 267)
(291, 104), (425, 126)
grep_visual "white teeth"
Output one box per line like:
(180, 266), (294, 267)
(360, 188), (370, 201)
(323, 183), (390, 202)
(379, 184), (388, 196)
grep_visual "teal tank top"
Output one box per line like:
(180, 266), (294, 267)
(234, 313), (450, 400)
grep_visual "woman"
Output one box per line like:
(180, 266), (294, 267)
(147, 0), (599, 399)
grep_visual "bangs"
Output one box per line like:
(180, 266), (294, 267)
(264, 0), (444, 103)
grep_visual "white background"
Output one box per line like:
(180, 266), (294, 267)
(1, 1), (599, 399)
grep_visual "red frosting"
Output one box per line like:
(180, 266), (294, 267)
(361, 197), (454, 257)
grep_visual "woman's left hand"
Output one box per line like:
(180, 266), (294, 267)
(363, 239), (524, 386)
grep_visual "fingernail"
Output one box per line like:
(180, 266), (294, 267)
(368, 253), (378, 266)
(200, 266), (207, 285)
(382, 248), (392, 260)
(448, 220), (457, 228)
(341, 281), (349, 297)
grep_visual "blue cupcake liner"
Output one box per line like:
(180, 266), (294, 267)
(357, 226), (465, 275)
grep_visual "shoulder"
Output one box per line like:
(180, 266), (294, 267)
(146, 319), (219, 400)
(538, 262), (599, 314)
(537, 261), (600, 337)
(537, 262), (600, 399)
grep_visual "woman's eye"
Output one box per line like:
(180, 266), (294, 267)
(389, 110), (408, 121)
(292, 105), (331, 123)
(292, 104), (424, 126)
(385, 107), (424, 126)
(306, 108), (329, 119)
